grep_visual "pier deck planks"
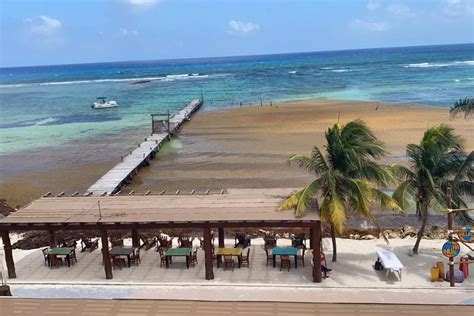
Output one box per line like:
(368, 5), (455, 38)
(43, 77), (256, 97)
(86, 99), (202, 196)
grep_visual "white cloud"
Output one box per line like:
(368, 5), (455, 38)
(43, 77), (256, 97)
(228, 20), (260, 34)
(441, 0), (474, 17)
(120, 0), (161, 12)
(387, 4), (415, 17)
(24, 16), (62, 36)
(119, 28), (139, 36)
(351, 19), (389, 32)
(127, 0), (159, 7)
(367, 1), (381, 11)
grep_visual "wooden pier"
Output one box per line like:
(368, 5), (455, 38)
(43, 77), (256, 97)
(87, 99), (203, 196)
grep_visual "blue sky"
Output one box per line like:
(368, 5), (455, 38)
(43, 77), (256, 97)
(1, 0), (473, 67)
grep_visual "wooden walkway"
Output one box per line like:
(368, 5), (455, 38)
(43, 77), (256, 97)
(1, 298), (472, 316)
(87, 99), (202, 196)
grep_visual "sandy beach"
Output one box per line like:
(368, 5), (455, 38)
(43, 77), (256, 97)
(125, 99), (473, 194)
(1, 99), (472, 209)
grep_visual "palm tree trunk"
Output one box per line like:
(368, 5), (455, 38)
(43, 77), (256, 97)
(412, 202), (428, 254)
(330, 223), (337, 262)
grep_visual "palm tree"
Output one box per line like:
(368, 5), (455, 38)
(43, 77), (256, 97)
(450, 97), (473, 119)
(392, 124), (473, 254)
(279, 119), (399, 261)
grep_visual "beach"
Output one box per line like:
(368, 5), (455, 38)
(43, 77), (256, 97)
(126, 99), (473, 193)
(1, 99), (472, 209)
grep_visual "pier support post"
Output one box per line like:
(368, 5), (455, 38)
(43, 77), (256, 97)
(312, 222), (322, 283)
(203, 226), (214, 280)
(49, 229), (57, 248)
(132, 229), (140, 248)
(1, 231), (16, 279)
(100, 227), (113, 280)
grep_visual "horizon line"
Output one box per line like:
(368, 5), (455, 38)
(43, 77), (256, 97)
(1, 42), (473, 69)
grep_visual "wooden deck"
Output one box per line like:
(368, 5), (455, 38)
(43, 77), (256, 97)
(1, 298), (472, 316)
(86, 99), (202, 196)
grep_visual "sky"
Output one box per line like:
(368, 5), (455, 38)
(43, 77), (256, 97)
(0, 0), (473, 67)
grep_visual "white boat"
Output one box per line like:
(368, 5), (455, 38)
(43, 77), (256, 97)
(92, 97), (118, 109)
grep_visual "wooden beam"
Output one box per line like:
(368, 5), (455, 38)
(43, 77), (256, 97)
(49, 229), (57, 248)
(0, 220), (320, 232)
(312, 222), (322, 283)
(100, 228), (113, 280)
(309, 227), (314, 249)
(1, 231), (16, 278)
(131, 229), (140, 248)
(218, 228), (225, 248)
(203, 226), (214, 280)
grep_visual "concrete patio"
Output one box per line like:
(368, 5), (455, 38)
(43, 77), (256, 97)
(7, 237), (474, 289)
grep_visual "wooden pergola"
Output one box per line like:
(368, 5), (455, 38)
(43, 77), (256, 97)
(0, 188), (322, 282)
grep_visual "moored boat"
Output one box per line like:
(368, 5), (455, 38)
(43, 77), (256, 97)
(92, 97), (118, 109)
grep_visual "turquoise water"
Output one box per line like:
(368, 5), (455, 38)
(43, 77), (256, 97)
(0, 43), (473, 154)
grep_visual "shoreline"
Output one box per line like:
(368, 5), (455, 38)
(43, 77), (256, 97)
(1, 98), (472, 209)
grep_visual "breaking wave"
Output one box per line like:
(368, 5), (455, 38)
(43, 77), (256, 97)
(0, 73), (210, 88)
(330, 69), (351, 73)
(403, 60), (474, 68)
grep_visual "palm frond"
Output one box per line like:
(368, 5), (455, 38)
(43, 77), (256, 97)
(295, 179), (322, 217)
(392, 179), (416, 210)
(288, 154), (317, 173)
(450, 97), (474, 119)
(372, 188), (402, 212)
(328, 190), (346, 234)
(391, 164), (416, 181)
(278, 188), (305, 211)
(341, 178), (373, 220)
(359, 160), (396, 187)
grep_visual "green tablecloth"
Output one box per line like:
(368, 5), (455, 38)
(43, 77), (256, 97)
(272, 247), (297, 256)
(48, 247), (73, 255)
(165, 248), (191, 256)
(109, 247), (134, 256)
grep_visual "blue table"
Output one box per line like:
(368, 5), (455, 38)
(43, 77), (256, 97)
(272, 247), (298, 269)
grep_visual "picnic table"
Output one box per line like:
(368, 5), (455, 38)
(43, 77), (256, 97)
(376, 250), (404, 281)
(110, 247), (134, 268)
(48, 247), (74, 267)
(216, 248), (243, 268)
(165, 247), (192, 269)
(272, 247), (298, 269)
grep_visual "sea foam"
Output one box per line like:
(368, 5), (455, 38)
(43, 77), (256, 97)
(403, 60), (474, 68)
(0, 73), (210, 88)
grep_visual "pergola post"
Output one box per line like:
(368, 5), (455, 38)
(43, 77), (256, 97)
(100, 228), (113, 279)
(49, 229), (57, 248)
(131, 229), (140, 248)
(203, 226), (214, 280)
(218, 228), (225, 248)
(309, 227), (314, 249)
(312, 222), (322, 283)
(1, 231), (16, 279)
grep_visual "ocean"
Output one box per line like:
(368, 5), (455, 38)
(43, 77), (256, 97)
(0, 43), (473, 155)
